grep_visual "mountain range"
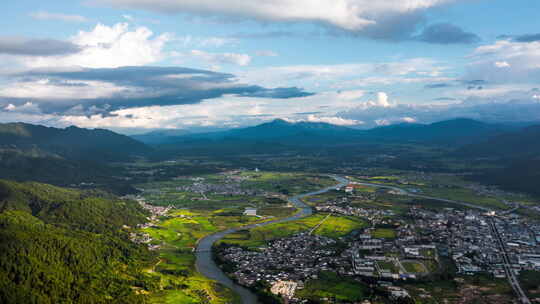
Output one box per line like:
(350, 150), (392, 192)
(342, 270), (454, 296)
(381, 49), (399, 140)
(458, 125), (540, 159)
(0, 122), (151, 162)
(0, 123), (151, 193)
(135, 118), (517, 147)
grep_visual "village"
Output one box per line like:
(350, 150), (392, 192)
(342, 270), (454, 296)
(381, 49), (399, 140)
(215, 183), (540, 302)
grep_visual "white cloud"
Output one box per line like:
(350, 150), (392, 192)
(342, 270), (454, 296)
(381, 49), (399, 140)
(0, 78), (129, 101)
(29, 11), (88, 23)
(94, 0), (456, 34)
(25, 23), (171, 68)
(190, 50), (251, 66)
(238, 58), (449, 90)
(494, 61), (510, 68)
(305, 115), (362, 126)
(401, 116), (417, 123)
(3, 102), (41, 114)
(375, 119), (391, 126)
(177, 35), (238, 47)
(352, 92), (395, 109)
(52, 88), (373, 130)
(466, 39), (540, 84)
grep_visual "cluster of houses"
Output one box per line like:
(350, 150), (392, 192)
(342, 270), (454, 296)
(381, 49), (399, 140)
(409, 207), (540, 277)
(492, 216), (540, 272)
(219, 233), (342, 290)
(177, 179), (261, 197)
(314, 195), (395, 222)
(126, 197), (174, 251)
(218, 215), (436, 302)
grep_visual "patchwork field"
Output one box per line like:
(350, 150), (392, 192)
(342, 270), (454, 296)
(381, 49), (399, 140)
(219, 213), (368, 248)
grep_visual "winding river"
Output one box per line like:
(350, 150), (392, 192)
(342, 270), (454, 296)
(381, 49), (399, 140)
(195, 175), (350, 304)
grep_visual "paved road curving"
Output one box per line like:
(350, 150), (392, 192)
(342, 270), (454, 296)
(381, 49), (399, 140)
(195, 175), (349, 304)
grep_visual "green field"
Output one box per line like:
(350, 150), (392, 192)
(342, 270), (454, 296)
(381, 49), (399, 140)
(404, 274), (514, 303)
(141, 209), (269, 303)
(295, 271), (368, 302)
(238, 171), (337, 195)
(378, 261), (400, 273)
(519, 270), (540, 297)
(219, 214), (368, 248)
(351, 172), (515, 211)
(371, 228), (397, 239)
(133, 171), (341, 302)
(402, 261), (427, 273)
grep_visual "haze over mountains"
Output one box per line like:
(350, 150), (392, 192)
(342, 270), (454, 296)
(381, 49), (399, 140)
(1, 117), (539, 196)
(134, 118), (519, 147)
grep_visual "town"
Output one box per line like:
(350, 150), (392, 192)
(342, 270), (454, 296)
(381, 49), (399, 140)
(214, 181), (540, 303)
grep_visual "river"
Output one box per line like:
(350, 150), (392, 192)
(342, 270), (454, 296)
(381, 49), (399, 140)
(195, 175), (350, 304)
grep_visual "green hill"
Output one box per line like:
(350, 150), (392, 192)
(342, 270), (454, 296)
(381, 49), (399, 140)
(0, 122), (151, 162)
(458, 124), (540, 159)
(0, 123), (153, 193)
(0, 180), (155, 303)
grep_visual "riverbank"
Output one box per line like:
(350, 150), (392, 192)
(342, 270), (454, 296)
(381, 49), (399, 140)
(195, 175), (349, 304)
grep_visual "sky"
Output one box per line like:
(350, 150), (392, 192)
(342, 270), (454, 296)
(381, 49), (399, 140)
(1, 0), (540, 134)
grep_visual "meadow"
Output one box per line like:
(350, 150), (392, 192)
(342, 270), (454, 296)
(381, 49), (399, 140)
(295, 271), (368, 302)
(219, 213), (368, 248)
(142, 209), (254, 303)
(371, 228), (397, 239)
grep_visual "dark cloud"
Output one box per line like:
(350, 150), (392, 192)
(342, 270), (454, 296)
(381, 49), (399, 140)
(416, 23), (480, 44)
(4, 66), (312, 115)
(513, 33), (540, 43)
(241, 87), (314, 99)
(461, 80), (487, 86)
(425, 83), (452, 89)
(0, 36), (82, 56)
(361, 11), (425, 41)
(499, 33), (540, 43)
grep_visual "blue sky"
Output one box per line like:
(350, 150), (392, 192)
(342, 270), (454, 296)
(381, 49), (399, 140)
(1, 0), (540, 133)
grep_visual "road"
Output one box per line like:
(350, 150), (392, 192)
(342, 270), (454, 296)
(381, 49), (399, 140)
(195, 175), (349, 304)
(488, 218), (531, 304)
(195, 176), (530, 304)
(354, 179), (530, 303)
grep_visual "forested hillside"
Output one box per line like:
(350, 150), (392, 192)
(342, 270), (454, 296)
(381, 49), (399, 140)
(0, 122), (151, 162)
(0, 180), (156, 303)
(0, 123), (152, 194)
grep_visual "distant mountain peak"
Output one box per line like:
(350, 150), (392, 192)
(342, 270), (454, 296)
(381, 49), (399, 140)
(269, 118), (291, 124)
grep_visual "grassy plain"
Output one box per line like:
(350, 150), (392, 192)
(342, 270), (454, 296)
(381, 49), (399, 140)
(402, 261), (427, 273)
(295, 271), (368, 302)
(371, 228), (397, 239)
(403, 274), (514, 304)
(142, 209), (261, 303)
(519, 270), (540, 298)
(137, 171), (338, 303)
(238, 171), (337, 195)
(219, 213), (368, 248)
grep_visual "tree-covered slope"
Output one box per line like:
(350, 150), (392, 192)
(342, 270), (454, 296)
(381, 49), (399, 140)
(0, 122), (151, 193)
(0, 180), (156, 304)
(458, 124), (540, 159)
(0, 122), (151, 162)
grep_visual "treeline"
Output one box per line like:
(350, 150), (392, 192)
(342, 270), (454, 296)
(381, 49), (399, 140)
(0, 180), (157, 303)
(468, 158), (540, 197)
